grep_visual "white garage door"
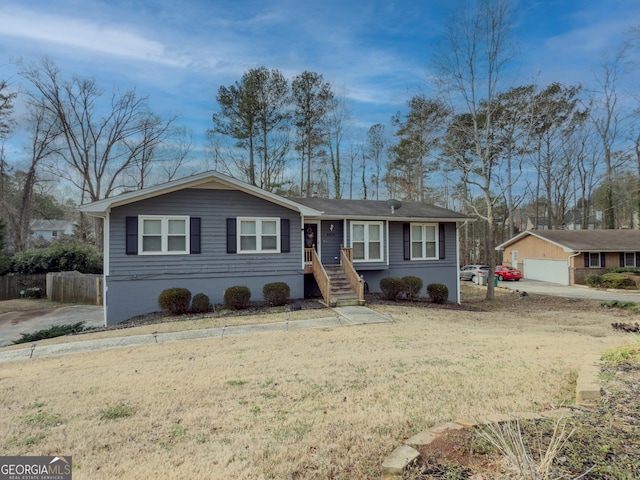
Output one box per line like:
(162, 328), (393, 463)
(523, 259), (569, 285)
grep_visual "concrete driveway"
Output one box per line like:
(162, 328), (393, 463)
(495, 278), (640, 303)
(0, 305), (104, 347)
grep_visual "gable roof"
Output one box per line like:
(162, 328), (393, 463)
(78, 171), (323, 217)
(78, 170), (473, 222)
(291, 197), (473, 222)
(497, 229), (640, 253)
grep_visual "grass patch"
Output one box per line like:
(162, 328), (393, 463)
(601, 300), (640, 310)
(0, 288), (633, 479)
(16, 432), (47, 447)
(602, 342), (640, 366)
(226, 379), (247, 387)
(14, 321), (87, 344)
(21, 409), (62, 427)
(99, 402), (136, 420)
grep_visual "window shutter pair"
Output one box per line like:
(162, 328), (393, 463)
(402, 223), (446, 260)
(584, 252), (606, 268)
(125, 216), (201, 255)
(226, 218), (290, 254)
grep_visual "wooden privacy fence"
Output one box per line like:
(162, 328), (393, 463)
(0, 274), (46, 300)
(46, 272), (103, 305)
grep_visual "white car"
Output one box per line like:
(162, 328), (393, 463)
(459, 265), (489, 282)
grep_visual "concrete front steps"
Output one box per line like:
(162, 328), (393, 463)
(324, 265), (360, 306)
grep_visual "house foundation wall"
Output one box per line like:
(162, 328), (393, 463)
(358, 266), (458, 303)
(572, 267), (606, 285)
(105, 272), (304, 326)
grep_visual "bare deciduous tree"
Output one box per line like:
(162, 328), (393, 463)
(12, 101), (60, 251)
(366, 124), (386, 200)
(20, 58), (177, 245)
(434, 0), (515, 300)
(324, 90), (350, 199)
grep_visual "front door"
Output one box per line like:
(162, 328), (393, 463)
(304, 223), (318, 251)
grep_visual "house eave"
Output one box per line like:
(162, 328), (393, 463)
(495, 230), (575, 252)
(78, 171), (323, 217)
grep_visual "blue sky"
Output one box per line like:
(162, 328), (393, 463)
(0, 0), (638, 159)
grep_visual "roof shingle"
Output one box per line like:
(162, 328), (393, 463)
(525, 229), (640, 252)
(289, 197), (472, 221)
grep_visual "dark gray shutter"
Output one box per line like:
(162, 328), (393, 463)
(600, 252), (606, 268)
(403, 223), (410, 260)
(190, 217), (201, 254)
(439, 224), (446, 259)
(636, 252), (640, 267)
(226, 218), (237, 253)
(281, 219), (290, 253)
(620, 253), (625, 267)
(126, 216), (138, 255)
(584, 252), (589, 267)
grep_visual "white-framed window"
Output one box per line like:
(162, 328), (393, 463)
(624, 252), (637, 267)
(588, 252), (601, 268)
(351, 221), (383, 262)
(411, 223), (438, 260)
(238, 217), (280, 253)
(139, 216), (189, 254)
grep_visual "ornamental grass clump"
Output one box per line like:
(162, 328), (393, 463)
(158, 287), (192, 315)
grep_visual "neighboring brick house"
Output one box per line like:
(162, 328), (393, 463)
(496, 229), (640, 285)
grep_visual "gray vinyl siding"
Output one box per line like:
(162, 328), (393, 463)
(357, 222), (459, 302)
(105, 188), (303, 325)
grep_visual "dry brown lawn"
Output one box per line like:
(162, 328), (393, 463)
(0, 285), (635, 479)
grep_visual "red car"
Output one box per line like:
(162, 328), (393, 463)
(494, 265), (522, 281)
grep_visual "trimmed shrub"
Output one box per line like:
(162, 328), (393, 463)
(263, 282), (290, 307)
(10, 242), (103, 274)
(224, 286), (251, 310)
(379, 277), (405, 301)
(601, 272), (635, 289)
(427, 283), (449, 304)
(158, 288), (192, 315)
(584, 273), (603, 287)
(402, 276), (423, 301)
(607, 267), (640, 275)
(191, 293), (211, 314)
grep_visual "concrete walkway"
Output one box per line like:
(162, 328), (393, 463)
(0, 306), (392, 363)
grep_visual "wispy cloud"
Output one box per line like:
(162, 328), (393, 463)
(0, 6), (189, 67)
